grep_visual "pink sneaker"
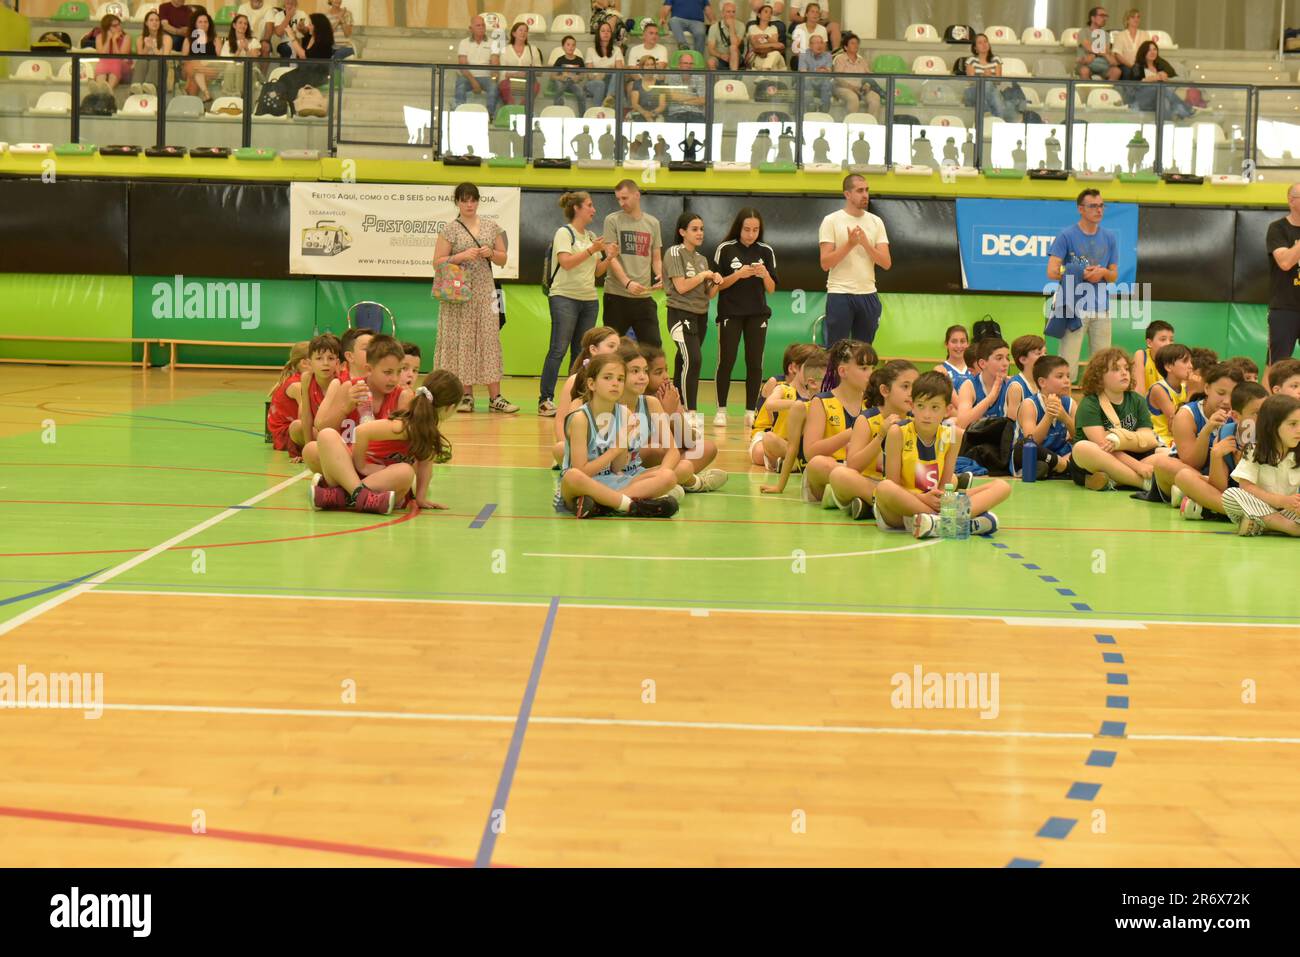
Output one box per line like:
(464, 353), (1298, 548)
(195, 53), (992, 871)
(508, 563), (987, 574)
(351, 486), (395, 515)
(309, 474), (348, 510)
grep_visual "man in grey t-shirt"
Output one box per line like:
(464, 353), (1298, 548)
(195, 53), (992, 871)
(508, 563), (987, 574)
(601, 179), (664, 345)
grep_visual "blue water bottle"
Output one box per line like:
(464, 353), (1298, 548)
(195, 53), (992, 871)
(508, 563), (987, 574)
(1021, 435), (1038, 483)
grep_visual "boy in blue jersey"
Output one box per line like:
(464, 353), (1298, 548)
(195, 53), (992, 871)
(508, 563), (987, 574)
(1151, 362), (1243, 502)
(1013, 355), (1075, 479)
(1170, 379), (1267, 520)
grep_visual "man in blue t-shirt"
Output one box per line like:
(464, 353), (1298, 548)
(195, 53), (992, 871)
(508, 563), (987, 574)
(1046, 188), (1119, 383)
(662, 0), (715, 53)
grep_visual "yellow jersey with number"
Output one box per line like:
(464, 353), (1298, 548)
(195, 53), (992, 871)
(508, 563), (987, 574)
(856, 407), (890, 479)
(1146, 377), (1187, 446)
(815, 391), (861, 462)
(752, 383), (804, 441)
(898, 420), (954, 492)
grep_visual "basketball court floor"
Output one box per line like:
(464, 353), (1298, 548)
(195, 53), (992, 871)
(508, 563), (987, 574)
(0, 365), (1296, 867)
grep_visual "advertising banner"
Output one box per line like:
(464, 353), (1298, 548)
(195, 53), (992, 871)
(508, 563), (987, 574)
(289, 183), (521, 279)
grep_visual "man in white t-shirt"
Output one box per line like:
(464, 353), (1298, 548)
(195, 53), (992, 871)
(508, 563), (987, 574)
(455, 15), (500, 114)
(237, 0), (274, 45)
(264, 0), (310, 58)
(626, 22), (669, 69)
(817, 174), (891, 344)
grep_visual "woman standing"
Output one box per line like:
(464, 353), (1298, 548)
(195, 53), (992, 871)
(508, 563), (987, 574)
(665, 212), (722, 417)
(711, 207), (777, 428)
(432, 183), (519, 414)
(539, 192), (608, 417)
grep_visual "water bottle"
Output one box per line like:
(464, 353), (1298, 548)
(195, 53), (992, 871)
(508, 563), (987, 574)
(938, 483), (958, 540)
(356, 389), (374, 424)
(955, 490), (972, 540)
(1021, 435), (1038, 483)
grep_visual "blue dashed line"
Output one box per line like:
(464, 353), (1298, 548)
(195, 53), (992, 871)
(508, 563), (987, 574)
(1037, 817), (1077, 840)
(1094, 634), (1116, 644)
(1006, 552), (1024, 559)
(1071, 602), (1093, 611)
(1007, 858), (1042, 868)
(1102, 652), (1124, 663)
(1056, 587), (1076, 596)
(1107, 673), (1129, 686)
(1067, 782), (1101, 800)
(1107, 696), (1130, 709)
(991, 542), (1009, 549)
(1086, 750), (1117, 767)
(1099, 721), (1126, 737)
(1022, 563), (1041, 570)
(1039, 575), (1059, 583)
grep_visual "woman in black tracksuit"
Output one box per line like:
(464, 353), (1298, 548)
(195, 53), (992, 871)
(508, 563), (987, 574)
(711, 206), (778, 428)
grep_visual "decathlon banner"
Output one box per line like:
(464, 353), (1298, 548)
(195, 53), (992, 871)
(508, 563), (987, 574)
(955, 198), (1137, 292)
(288, 183), (521, 279)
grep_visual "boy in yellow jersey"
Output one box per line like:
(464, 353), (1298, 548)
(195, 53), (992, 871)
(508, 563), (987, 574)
(1146, 342), (1192, 447)
(1130, 320), (1174, 396)
(873, 371), (1011, 537)
(749, 344), (825, 470)
(756, 352), (829, 490)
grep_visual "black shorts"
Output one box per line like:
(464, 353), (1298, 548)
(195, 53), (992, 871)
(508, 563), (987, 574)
(1067, 446), (1154, 486)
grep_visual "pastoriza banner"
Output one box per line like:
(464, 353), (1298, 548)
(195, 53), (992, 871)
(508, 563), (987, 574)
(288, 183), (521, 279)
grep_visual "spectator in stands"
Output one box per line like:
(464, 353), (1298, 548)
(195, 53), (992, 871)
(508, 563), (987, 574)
(666, 50), (707, 122)
(1077, 6), (1122, 81)
(746, 4), (786, 70)
(158, 0), (192, 56)
(325, 0), (355, 59)
(236, 0), (274, 47)
(964, 32), (1018, 122)
(797, 32), (834, 112)
(180, 11), (223, 103)
(287, 13), (333, 61)
(746, 0), (787, 46)
(1125, 40), (1193, 119)
(93, 13), (133, 93)
(586, 18), (624, 108)
(789, 2), (827, 59)
(661, 0), (714, 54)
(549, 35), (588, 112)
(222, 14), (259, 94)
(498, 21), (543, 105)
(627, 54), (667, 121)
(266, 0), (310, 59)
(627, 21), (669, 70)
(1112, 8), (1149, 69)
(707, 1), (744, 70)
(455, 15), (499, 113)
(789, 0), (839, 54)
(1266, 183), (1300, 363)
(135, 10), (172, 91)
(833, 33), (882, 117)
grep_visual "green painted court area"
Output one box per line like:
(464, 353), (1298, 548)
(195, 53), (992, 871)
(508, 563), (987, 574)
(0, 366), (1294, 628)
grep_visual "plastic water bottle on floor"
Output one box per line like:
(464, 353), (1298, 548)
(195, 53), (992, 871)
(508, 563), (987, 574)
(1022, 435), (1038, 483)
(955, 489), (972, 540)
(939, 483), (958, 539)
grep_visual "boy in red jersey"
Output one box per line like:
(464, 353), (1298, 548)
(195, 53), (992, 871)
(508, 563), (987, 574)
(269, 334), (341, 459)
(338, 327), (374, 381)
(304, 335), (413, 476)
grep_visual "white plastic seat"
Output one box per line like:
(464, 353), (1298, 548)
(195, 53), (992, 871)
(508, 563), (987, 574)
(930, 114), (964, 127)
(207, 95), (244, 117)
(551, 13), (585, 34)
(911, 54), (947, 76)
(803, 111), (834, 124)
(1149, 29), (1177, 49)
(54, 61), (96, 82)
(844, 112), (878, 125)
(1061, 27), (1080, 47)
(1000, 57), (1031, 77)
(539, 105), (574, 118)
(1021, 27), (1056, 46)
(1086, 87), (1124, 109)
(714, 78), (749, 101)
(583, 106), (614, 119)
(29, 91), (72, 114)
(986, 25), (1018, 45)
(1045, 87), (1073, 109)
(12, 60), (53, 81)
(920, 81), (960, 105)
(482, 12), (505, 32)
(454, 102), (487, 113)
(167, 94), (205, 117)
(266, 65), (294, 85)
(904, 23), (938, 42)
(513, 12), (547, 33)
(1018, 86), (1042, 106)
(95, 1), (130, 20)
(120, 93), (158, 115)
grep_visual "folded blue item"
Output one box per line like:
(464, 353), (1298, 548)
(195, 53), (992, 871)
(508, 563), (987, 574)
(955, 456), (988, 476)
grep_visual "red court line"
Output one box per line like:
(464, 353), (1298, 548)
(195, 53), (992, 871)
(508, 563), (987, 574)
(0, 462), (295, 479)
(0, 512), (419, 557)
(0, 498), (316, 513)
(0, 804), (494, 868)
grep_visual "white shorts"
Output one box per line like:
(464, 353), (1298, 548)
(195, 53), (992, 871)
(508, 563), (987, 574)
(749, 430), (767, 455)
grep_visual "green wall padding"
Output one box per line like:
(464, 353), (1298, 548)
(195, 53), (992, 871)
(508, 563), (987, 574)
(1228, 303), (1272, 365)
(0, 274), (133, 362)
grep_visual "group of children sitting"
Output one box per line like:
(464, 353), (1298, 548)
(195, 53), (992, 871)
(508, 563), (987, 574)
(266, 327), (463, 515)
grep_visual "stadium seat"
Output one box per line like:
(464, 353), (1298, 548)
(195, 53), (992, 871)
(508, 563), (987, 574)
(871, 54), (908, 74)
(1149, 29), (1177, 49)
(29, 91), (72, 114)
(214, 4), (237, 26)
(482, 12), (505, 32)
(12, 60), (53, 81)
(930, 114), (964, 127)
(1045, 86), (1074, 109)
(1035, 57), (1069, 77)
(1086, 87), (1124, 109)
(552, 14), (585, 34)
(1022, 27), (1056, 46)
(894, 83), (918, 105)
(844, 112), (878, 125)
(911, 54), (947, 75)
(1060, 27), (1080, 47)
(52, 1), (91, 21)
(54, 60), (99, 82)
(207, 95), (243, 117)
(986, 25), (1018, 44)
(95, 1), (129, 18)
(493, 103), (524, 128)
(167, 95), (205, 118)
(347, 301), (396, 335)
(342, 0), (365, 27)
(583, 106), (614, 119)
(126, 0), (149, 21)
(454, 102), (487, 113)
(513, 13), (547, 33)
(1018, 86), (1042, 106)
(904, 23), (939, 42)
(714, 78), (750, 101)
(803, 111), (834, 124)
(120, 93), (157, 115)
(266, 65), (294, 85)
(1000, 58), (1031, 77)
(920, 80), (961, 105)
(539, 105), (574, 118)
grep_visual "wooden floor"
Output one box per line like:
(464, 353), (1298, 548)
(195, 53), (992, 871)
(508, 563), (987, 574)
(0, 366), (1297, 867)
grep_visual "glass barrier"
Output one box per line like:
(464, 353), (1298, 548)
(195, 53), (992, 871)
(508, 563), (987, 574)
(1066, 80), (1155, 175)
(890, 74), (977, 167)
(709, 70), (790, 165)
(620, 64), (707, 164)
(978, 78), (1061, 172)
(340, 60), (433, 149)
(1254, 87), (1300, 169)
(1160, 84), (1248, 176)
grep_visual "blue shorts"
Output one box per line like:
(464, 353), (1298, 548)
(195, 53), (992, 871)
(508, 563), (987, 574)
(1082, 55), (1112, 75)
(553, 465), (643, 512)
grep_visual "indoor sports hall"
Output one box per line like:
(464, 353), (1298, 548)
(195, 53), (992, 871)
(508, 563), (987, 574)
(1, 0), (1298, 870)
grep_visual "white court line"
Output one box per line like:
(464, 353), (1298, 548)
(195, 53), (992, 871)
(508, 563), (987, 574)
(0, 471), (309, 638)
(522, 539), (943, 561)
(14, 701), (1300, 745)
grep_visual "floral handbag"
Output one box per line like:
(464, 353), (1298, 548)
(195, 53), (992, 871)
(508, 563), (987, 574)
(431, 260), (471, 303)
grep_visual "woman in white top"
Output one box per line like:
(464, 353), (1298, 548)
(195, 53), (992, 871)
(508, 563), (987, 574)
(1111, 8), (1149, 69)
(746, 4), (786, 71)
(585, 17), (624, 108)
(963, 32), (1016, 122)
(498, 21), (543, 105)
(539, 191), (609, 417)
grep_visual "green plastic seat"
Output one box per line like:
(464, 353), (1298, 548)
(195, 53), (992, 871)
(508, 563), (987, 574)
(893, 83), (918, 106)
(234, 146), (277, 161)
(215, 5), (237, 26)
(52, 1), (92, 21)
(871, 54), (908, 74)
(493, 104), (524, 129)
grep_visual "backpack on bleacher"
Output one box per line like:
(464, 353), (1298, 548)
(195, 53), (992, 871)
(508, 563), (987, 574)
(79, 81), (117, 116)
(294, 86), (327, 117)
(541, 225), (576, 294)
(255, 79), (294, 117)
(943, 24), (974, 44)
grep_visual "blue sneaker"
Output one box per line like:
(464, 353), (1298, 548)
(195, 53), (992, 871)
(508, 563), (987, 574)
(970, 512), (999, 536)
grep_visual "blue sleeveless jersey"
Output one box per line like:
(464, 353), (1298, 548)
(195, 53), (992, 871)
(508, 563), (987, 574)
(970, 374), (1010, 419)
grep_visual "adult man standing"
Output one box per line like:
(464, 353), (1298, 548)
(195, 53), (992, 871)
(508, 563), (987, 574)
(455, 15), (500, 115)
(1046, 188), (1119, 382)
(602, 180), (664, 345)
(1265, 182), (1300, 362)
(817, 174), (891, 344)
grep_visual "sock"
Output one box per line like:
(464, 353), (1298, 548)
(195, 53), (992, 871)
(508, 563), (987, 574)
(687, 474), (703, 491)
(616, 495), (632, 513)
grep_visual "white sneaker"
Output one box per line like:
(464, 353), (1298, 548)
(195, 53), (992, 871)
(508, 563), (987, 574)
(538, 399), (557, 417)
(821, 485), (845, 510)
(800, 470), (819, 504)
(489, 395), (520, 414)
(1180, 497), (1203, 521)
(875, 507), (893, 533)
(910, 512), (940, 539)
(699, 468), (728, 491)
(713, 409), (727, 428)
(1170, 486), (1184, 509)
(970, 512), (999, 536)
(744, 410), (756, 430)
(666, 484), (686, 503)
